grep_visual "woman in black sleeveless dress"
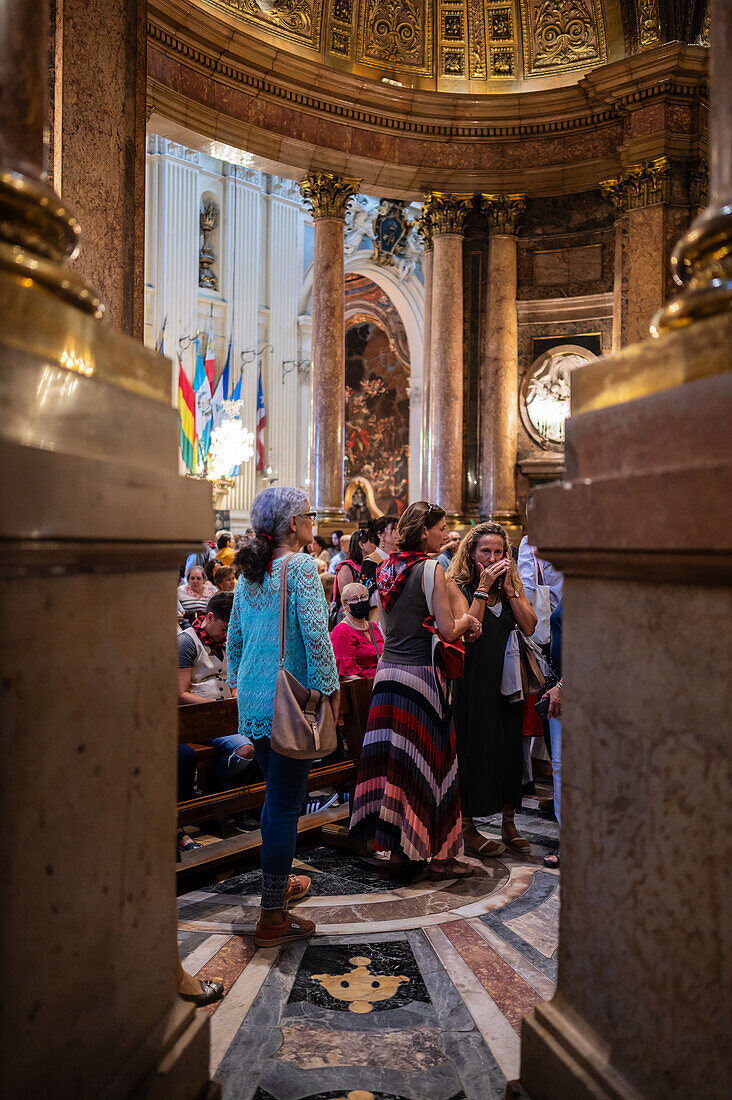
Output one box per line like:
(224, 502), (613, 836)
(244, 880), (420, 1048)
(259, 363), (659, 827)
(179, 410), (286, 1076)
(447, 522), (537, 857)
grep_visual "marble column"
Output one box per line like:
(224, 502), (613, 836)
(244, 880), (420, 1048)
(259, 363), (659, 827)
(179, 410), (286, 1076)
(600, 162), (674, 347)
(651, 0), (732, 333)
(299, 171), (360, 525)
(51, 0), (147, 339)
(513, 3), (732, 1094)
(426, 193), (472, 517)
(419, 212), (434, 499)
(0, 4), (214, 1097)
(480, 194), (525, 529)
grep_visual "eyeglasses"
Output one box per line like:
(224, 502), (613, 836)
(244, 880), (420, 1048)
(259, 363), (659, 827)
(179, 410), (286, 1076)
(296, 511), (317, 520)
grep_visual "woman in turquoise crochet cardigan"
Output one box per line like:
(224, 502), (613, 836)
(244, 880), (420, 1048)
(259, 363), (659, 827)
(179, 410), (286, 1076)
(227, 486), (339, 947)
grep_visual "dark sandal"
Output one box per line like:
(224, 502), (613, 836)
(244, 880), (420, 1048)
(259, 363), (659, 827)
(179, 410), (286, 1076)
(177, 829), (202, 853)
(180, 978), (224, 1007)
(429, 858), (475, 881)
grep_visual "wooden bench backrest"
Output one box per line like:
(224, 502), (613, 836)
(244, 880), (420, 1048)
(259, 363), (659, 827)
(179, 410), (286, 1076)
(338, 677), (373, 761)
(178, 698), (238, 742)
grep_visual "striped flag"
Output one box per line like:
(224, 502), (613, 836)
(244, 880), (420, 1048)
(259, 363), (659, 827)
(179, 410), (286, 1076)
(156, 317), (167, 355)
(204, 314), (216, 393)
(211, 337), (231, 432)
(256, 369), (266, 473)
(177, 360), (196, 473)
(194, 338), (213, 469)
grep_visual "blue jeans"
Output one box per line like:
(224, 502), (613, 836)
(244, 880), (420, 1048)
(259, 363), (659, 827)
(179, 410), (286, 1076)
(254, 738), (311, 909)
(207, 734), (253, 790)
(549, 717), (562, 829)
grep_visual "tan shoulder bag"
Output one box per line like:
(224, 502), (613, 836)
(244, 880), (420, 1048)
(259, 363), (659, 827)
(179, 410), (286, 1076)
(270, 554), (337, 760)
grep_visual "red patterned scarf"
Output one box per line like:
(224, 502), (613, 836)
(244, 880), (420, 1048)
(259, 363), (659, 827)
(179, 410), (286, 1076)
(191, 616), (225, 662)
(377, 552), (427, 613)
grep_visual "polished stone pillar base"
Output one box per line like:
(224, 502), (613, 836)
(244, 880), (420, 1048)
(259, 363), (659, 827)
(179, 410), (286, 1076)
(516, 310), (732, 1100)
(0, 274), (215, 1100)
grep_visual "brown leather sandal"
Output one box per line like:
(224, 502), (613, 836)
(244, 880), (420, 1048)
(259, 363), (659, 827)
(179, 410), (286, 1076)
(429, 858), (475, 881)
(464, 834), (506, 859)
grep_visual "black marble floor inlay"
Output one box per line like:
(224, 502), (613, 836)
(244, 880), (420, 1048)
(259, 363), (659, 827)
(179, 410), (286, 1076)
(254, 1091), (467, 1100)
(288, 941), (431, 1014)
(209, 845), (409, 897)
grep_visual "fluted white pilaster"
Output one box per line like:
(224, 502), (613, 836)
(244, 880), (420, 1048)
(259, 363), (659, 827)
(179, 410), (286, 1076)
(265, 180), (304, 489)
(223, 167), (263, 513)
(146, 138), (199, 407)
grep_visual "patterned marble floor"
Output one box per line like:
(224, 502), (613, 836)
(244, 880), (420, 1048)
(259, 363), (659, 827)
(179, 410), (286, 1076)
(177, 797), (560, 1100)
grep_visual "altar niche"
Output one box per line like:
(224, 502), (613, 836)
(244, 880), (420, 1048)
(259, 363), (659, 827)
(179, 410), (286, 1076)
(344, 321), (410, 517)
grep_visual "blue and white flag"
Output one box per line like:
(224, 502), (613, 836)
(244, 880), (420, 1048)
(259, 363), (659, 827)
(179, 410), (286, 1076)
(211, 338), (231, 431)
(193, 338), (212, 468)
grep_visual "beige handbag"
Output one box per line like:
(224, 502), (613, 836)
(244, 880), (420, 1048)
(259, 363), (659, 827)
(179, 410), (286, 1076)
(270, 554), (337, 760)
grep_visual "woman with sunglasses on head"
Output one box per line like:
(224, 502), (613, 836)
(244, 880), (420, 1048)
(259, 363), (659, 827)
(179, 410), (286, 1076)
(227, 487), (339, 947)
(446, 522), (537, 857)
(350, 502), (481, 880)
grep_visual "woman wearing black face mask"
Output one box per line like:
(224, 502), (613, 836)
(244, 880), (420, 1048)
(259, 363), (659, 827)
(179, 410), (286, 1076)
(330, 582), (384, 679)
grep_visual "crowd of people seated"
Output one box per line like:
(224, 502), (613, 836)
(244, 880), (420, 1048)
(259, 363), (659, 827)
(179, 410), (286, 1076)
(174, 489), (563, 952)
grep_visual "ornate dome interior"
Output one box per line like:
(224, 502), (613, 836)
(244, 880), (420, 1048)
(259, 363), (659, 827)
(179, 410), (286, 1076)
(181, 0), (705, 92)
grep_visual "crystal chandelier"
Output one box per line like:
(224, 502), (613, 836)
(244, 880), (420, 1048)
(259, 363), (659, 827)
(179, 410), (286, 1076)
(206, 400), (254, 480)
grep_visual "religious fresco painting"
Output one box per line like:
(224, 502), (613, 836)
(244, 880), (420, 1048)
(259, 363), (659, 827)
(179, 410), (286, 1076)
(345, 320), (410, 517)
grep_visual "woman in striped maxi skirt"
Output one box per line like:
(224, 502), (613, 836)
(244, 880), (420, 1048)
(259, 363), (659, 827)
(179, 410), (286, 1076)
(350, 502), (481, 879)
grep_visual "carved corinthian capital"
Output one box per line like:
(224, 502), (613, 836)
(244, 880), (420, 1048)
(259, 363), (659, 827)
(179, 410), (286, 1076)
(423, 192), (473, 236)
(299, 171), (361, 219)
(482, 194), (526, 235)
(415, 204), (433, 250)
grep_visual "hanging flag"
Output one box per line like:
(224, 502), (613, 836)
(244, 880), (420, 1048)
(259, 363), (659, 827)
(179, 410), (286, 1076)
(230, 366), (242, 403)
(211, 338), (231, 432)
(204, 313), (216, 393)
(178, 360), (196, 473)
(156, 317), (167, 355)
(194, 337), (213, 470)
(256, 368), (266, 474)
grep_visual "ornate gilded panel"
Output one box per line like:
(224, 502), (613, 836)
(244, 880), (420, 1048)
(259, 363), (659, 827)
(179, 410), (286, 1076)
(636, 0), (662, 46)
(356, 0), (435, 76)
(466, 0), (488, 77)
(205, 0), (325, 49)
(327, 0), (356, 57)
(519, 0), (606, 76)
(486, 0), (517, 79)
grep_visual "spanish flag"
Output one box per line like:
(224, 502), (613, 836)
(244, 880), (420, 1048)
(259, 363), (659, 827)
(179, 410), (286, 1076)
(178, 359), (196, 473)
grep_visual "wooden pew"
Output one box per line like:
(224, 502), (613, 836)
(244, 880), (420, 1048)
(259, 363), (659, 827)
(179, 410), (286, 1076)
(177, 680), (373, 875)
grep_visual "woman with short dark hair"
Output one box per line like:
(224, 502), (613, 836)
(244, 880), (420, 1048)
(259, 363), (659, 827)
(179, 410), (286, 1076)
(350, 501), (480, 879)
(227, 486), (340, 946)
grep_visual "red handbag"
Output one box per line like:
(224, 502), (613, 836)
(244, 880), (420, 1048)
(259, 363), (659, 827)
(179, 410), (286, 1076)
(422, 560), (465, 681)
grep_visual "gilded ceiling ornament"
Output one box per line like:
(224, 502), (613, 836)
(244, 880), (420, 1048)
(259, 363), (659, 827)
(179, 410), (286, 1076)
(364, 0), (423, 63)
(299, 171), (361, 218)
(468, 0), (488, 78)
(209, 0), (321, 45)
(423, 192), (473, 234)
(357, 0), (433, 75)
(599, 175), (625, 211)
(482, 193), (526, 233)
(520, 0), (605, 74)
(636, 0), (662, 46)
